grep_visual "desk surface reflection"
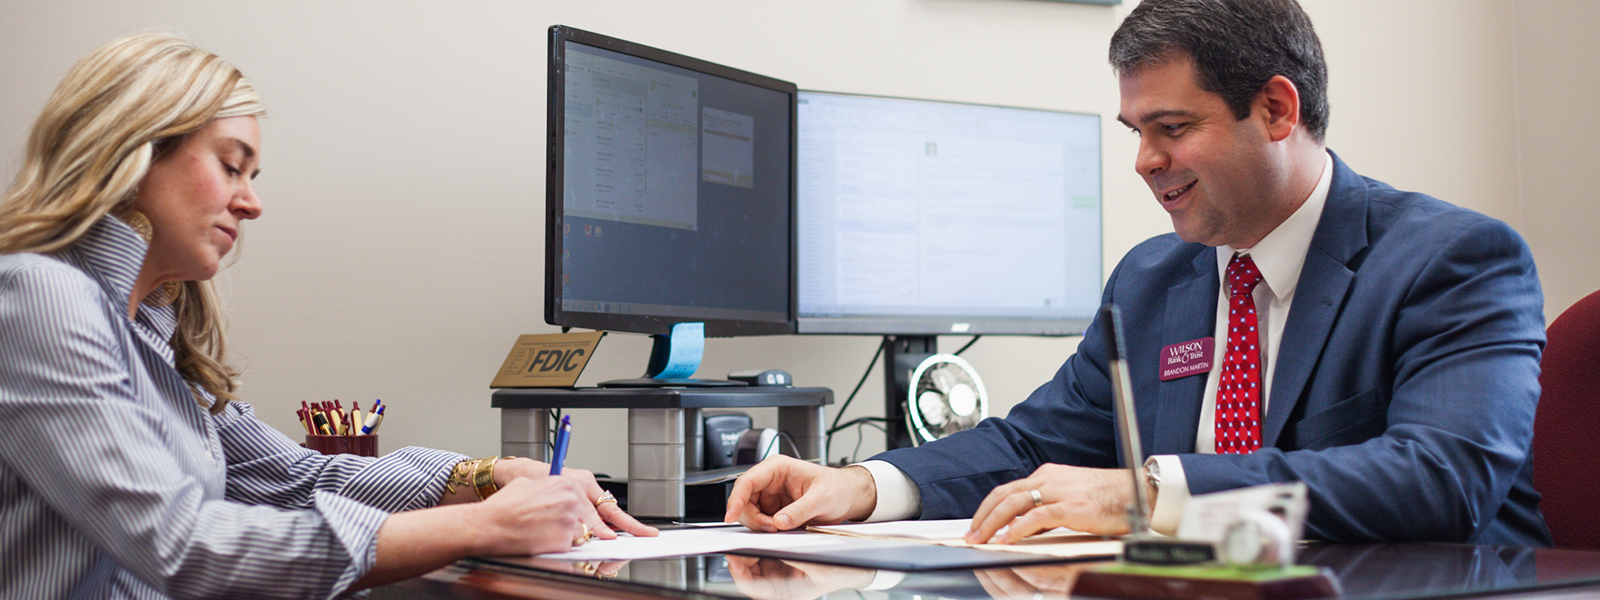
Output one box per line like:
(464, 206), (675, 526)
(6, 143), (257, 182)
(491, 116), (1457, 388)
(373, 543), (1600, 600)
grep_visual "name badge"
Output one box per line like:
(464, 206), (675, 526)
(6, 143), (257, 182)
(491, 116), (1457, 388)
(1159, 337), (1214, 381)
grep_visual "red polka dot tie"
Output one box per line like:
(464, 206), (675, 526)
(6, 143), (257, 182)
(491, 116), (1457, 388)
(1217, 253), (1263, 454)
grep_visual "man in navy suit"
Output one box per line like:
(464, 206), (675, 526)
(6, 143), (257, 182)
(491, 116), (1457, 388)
(727, 0), (1550, 547)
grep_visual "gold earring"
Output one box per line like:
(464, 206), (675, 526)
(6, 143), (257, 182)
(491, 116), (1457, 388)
(113, 207), (180, 308)
(117, 208), (155, 242)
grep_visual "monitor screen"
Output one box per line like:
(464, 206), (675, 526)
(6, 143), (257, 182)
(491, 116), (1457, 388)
(795, 91), (1103, 336)
(547, 26), (796, 337)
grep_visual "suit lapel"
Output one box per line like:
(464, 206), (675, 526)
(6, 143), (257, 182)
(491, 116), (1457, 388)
(1151, 249), (1219, 455)
(1262, 153), (1368, 446)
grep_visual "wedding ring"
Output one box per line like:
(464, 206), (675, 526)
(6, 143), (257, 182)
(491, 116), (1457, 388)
(1029, 488), (1044, 508)
(575, 523), (592, 546)
(596, 490), (618, 507)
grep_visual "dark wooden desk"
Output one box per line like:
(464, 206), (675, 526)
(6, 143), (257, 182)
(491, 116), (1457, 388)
(374, 543), (1600, 600)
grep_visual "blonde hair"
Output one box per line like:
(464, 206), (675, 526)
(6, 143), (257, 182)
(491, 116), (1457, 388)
(0, 33), (265, 414)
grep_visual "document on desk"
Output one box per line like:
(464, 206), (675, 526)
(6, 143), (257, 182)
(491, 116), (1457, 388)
(535, 526), (839, 561)
(532, 519), (1119, 569)
(809, 518), (1123, 559)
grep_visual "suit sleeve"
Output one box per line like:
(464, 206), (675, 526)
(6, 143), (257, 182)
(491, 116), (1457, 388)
(871, 259), (1125, 518)
(1179, 217), (1545, 543)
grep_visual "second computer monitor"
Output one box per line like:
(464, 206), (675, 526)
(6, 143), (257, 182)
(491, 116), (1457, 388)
(795, 91), (1103, 336)
(547, 26), (797, 338)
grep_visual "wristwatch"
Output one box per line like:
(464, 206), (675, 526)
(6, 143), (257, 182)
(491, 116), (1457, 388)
(1143, 458), (1161, 503)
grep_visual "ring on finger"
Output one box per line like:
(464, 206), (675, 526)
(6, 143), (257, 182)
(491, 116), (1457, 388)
(596, 490), (618, 507)
(575, 523), (593, 546)
(1029, 488), (1044, 508)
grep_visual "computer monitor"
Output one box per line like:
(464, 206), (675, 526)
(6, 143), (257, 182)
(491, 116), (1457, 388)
(546, 26), (797, 351)
(794, 91), (1102, 336)
(793, 91), (1102, 447)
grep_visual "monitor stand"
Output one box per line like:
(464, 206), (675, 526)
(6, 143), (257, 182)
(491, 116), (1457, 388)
(599, 322), (746, 388)
(493, 386), (833, 519)
(882, 334), (938, 450)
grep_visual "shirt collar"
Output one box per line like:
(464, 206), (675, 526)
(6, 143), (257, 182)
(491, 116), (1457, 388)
(1216, 150), (1334, 299)
(56, 215), (178, 341)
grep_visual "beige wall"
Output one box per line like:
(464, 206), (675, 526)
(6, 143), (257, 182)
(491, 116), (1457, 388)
(1516, 1), (1600, 321)
(2, 0), (1594, 478)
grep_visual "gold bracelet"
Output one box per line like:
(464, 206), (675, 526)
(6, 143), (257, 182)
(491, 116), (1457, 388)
(473, 456), (501, 501)
(446, 458), (476, 495)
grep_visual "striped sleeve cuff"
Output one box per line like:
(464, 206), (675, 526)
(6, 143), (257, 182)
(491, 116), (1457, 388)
(335, 446), (466, 512)
(312, 490), (392, 597)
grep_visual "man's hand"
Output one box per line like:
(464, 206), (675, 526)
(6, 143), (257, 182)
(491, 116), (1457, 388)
(974, 562), (1096, 600)
(965, 464), (1141, 544)
(724, 455), (878, 531)
(725, 555), (877, 600)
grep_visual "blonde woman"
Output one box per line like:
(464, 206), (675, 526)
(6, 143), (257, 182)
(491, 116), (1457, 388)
(0, 34), (654, 599)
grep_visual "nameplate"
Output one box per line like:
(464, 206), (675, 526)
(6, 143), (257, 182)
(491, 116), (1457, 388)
(490, 331), (605, 388)
(1159, 337), (1214, 381)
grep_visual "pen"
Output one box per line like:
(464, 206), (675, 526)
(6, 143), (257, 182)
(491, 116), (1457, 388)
(361, 404), (385, 434)
(335, 400), (350, 434)
(549, 415), (572, 475)
(311, 410), (333, 435)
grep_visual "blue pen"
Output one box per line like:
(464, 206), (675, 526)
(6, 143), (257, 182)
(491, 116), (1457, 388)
(549, 415), (572, 475)
(360, 405), (384, 434)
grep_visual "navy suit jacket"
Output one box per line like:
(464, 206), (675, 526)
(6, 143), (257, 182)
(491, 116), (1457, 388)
(876, 153), (1551, 546)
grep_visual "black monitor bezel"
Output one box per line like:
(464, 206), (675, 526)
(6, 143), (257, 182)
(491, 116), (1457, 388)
(792, 90), (1103, 337)
(545, 25), (798, 337)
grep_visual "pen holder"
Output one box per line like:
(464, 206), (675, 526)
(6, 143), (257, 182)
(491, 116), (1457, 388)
(305, 434), (379, 457)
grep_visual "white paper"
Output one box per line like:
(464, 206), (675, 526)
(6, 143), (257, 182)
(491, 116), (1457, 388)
(536, 526), (838, 561)
(810, 518), (1091, 542)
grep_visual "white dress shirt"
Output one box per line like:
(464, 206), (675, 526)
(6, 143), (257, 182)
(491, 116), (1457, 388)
(862, 152), (1334, 531)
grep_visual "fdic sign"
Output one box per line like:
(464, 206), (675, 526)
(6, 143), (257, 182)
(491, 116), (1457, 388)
(490, 331), (605, 388)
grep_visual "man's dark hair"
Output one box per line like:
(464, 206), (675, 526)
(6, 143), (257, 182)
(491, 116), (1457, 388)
(1109, 0), (1329, 142)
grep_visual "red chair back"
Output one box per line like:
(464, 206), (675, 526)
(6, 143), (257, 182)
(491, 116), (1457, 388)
(1535, 290), (1600, 548)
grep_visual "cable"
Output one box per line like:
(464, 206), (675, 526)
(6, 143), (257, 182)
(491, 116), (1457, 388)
(847, 420), (888, 464)
(545, 407), (563, 457)
(827, 416), (887, 436)
(775, 430), (799, 457)
(825, 338), (890, 457)
(953, 335), (982, 356)
(828, 337), (889, 433)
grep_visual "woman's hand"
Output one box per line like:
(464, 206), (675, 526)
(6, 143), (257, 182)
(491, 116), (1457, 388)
(472, 476), (595, 556)
(491, 458), (658, 539)
(357, 475), (596, 589)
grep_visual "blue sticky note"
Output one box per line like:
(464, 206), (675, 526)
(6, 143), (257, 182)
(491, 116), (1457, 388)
(652, 322), (704, 380)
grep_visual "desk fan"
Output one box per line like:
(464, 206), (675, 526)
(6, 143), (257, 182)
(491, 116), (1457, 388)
(906, 354), (989, 445)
